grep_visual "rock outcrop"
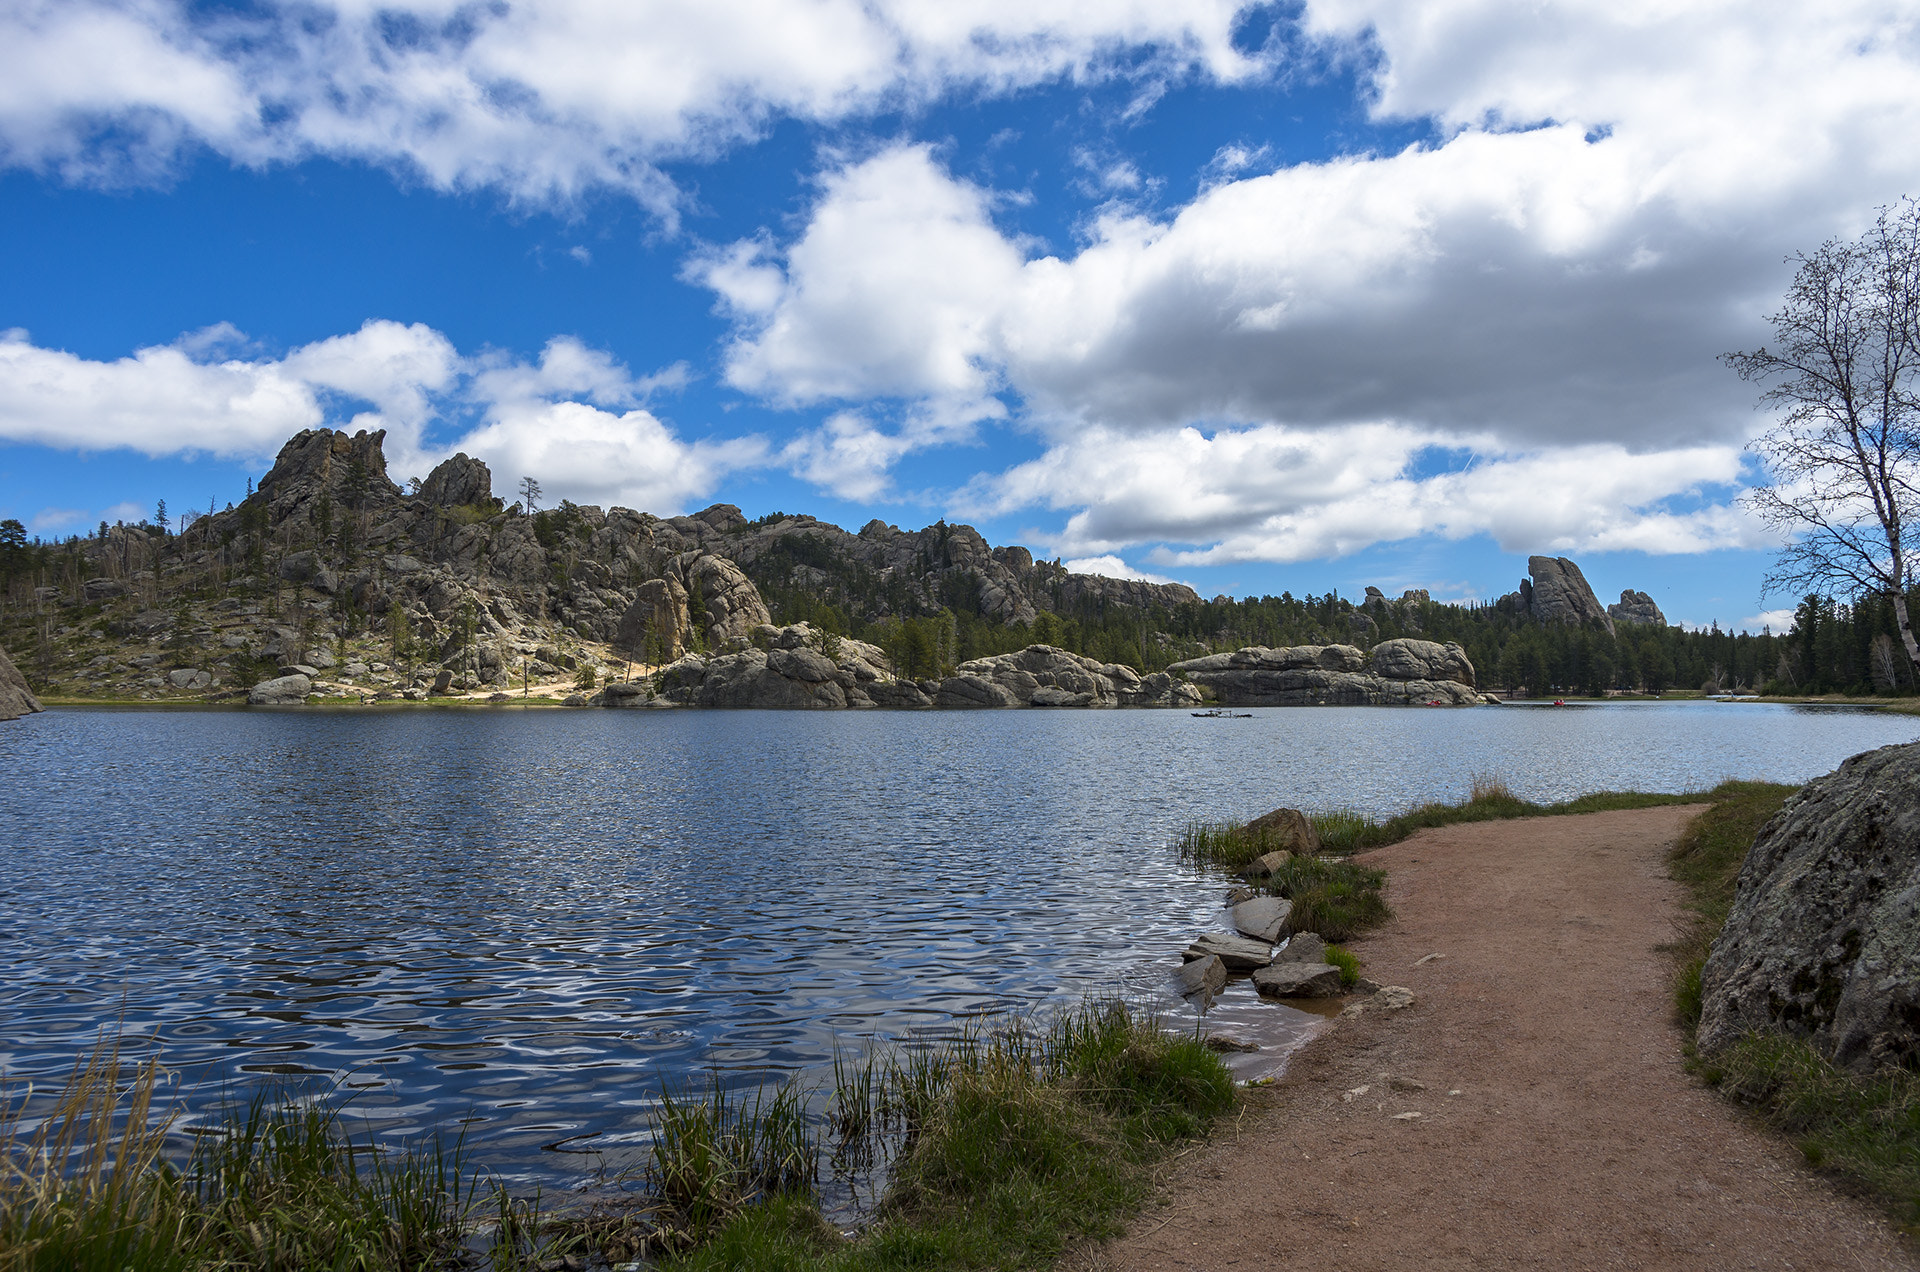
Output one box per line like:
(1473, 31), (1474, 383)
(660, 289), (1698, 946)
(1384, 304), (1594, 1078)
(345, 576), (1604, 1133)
(417, 453), (495, 508)
(1497, 555), (1615, 635)
(1698, 743), (1920, 1073)
(605, 623), (921, 710)
(0, 643), (42, 720)
(1167, 640), (1479, 706)
(612, 552), (773, 661)
(1608, 589), (1667, 627)
(620, 630), (1204, 711)
(936, 645), (1202, 709)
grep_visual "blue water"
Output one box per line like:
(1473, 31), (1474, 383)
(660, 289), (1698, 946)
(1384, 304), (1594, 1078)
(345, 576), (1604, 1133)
(1, 701), (1913, 1182)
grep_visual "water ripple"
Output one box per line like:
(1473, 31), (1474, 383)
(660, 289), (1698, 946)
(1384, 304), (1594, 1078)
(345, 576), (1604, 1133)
(1, 702), (1912, 1182)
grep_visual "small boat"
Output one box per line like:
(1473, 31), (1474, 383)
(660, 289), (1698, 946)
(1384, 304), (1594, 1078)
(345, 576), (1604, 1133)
(1552, 698), (1567, 707)
(1190, 709), (1254, 718)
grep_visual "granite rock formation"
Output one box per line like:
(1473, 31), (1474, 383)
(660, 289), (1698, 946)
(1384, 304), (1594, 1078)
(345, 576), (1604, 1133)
(614, 629), (1206, 710)
(934, 645), (1203, 708)
(1608, 589), (1667, 627)
(1497, 555), (1617, 635)
(1167, 639), (1480, 706)
(1698, 742), (1920, 1073)
(18, 428), (1205, 704)
(0, 642), (42, 720)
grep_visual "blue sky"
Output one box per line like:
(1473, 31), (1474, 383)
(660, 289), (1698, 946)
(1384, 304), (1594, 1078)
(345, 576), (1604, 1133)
(3, 2), (1917, 632)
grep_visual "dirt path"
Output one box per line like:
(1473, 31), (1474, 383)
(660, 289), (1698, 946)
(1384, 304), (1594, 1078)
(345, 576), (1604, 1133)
(1100, 807), (1915, 1271)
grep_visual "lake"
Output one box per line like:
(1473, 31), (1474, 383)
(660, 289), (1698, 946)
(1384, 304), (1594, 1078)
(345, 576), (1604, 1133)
(2, 700), (1913, 1185)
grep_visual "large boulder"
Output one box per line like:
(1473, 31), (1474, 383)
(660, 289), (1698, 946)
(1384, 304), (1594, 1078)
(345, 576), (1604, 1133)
(1369, 638), (1475, 687)
(1168, 642), (1480, 706)
(0, 643), (42, 721)
(1244, 807), (1321, 856)
(247, 673), (312, 705)
(1698, 742), (1920, 1073)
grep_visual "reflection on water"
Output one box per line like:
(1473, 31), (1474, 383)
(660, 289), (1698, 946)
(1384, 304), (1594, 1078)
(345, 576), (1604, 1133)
(1, 701), (1912, 1181)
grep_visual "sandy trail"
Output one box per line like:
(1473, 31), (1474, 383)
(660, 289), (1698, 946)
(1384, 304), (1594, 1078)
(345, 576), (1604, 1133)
(1100, 807), (1915, 1271)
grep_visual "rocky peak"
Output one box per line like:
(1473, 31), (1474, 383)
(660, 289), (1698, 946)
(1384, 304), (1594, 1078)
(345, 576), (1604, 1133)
(692, 504), (747, 533)
(1500, 555), (1616, 635)
(1609, 589), (1666, 627)
(256, 428), (404, 511)
(418, 452), (494, 508)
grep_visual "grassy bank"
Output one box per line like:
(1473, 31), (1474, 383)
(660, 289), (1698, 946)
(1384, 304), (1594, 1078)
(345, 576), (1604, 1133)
(1179, 775), (1714, 867)
(1666, 783), (1920, 1231)
(1, 1003), (1235, 1271)
(1175, 777), (1722, 943)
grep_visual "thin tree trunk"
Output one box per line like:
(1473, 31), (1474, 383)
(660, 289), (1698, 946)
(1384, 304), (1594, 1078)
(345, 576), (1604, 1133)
(1894, 591), (1920, 671)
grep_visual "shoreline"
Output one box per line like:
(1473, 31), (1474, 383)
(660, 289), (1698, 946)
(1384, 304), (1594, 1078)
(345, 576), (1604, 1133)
(1096, 805), (1917, 1269)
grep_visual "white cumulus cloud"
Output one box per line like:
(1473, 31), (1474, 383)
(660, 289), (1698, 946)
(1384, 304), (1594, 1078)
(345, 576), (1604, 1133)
(697, 1), (1920, 563)
(0, 0), (1265, 206)
(0, 323), (763, 515)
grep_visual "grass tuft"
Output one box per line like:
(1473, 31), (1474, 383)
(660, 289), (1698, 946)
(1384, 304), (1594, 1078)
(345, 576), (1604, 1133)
(1261, 857), (1392, 943)
(1323, 944), (1362, 989)
(647, 1074), (818, 1246)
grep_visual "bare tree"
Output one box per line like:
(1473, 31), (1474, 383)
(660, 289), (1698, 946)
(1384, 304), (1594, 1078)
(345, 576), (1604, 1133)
(1730, 201), (1920, 672)
(1870, 631), (1903, 691)
(519, 476), (542, 513)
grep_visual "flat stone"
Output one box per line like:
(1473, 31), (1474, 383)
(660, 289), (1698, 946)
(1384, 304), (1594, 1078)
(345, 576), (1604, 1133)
(1341, 985), (1416, 1017)
(1203, 1035), (1260, 1053)
(1251, 961), (1343, 998)
(1185, 933), (1274, 971)
(1275, 932), (1326, 964)
(1240, 850), (1294, 878)
(1176, 954), (1227, 1003)
(1231, 895), (1293, 943)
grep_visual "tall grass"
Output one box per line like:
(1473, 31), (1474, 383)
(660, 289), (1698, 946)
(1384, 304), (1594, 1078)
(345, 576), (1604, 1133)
(1702, 1033), (1920, 1225)
(647, 1074), (818, 1246)
(3, 1002), (1235, 1272)
(0, 1038), (481, 1272)
(673, 999), (1235, 1272)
